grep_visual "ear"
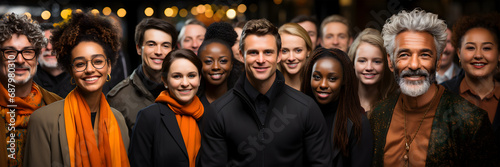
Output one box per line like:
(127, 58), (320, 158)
(136, 45), (142, 56)
(161, 76), (168, 87)
(277, 49), (282, 64)
(456, 49), (462, 67)
(237, 50), (245, 63)
(387, 54), (394, 72)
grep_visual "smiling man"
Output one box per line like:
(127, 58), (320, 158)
(107, 18), (177, 133)
(0, 13), (61, 166)
(370, 9), (497, 166)
(200, 19), (331, 166)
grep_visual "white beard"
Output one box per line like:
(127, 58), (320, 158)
(395, 68), (434, 97)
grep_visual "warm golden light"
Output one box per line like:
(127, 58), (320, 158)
(60, 9), (72, 19)
(205, 9), (213, 18)
(191, 7), (198, 15)
(237, 4), (247, 13)
(91, 9), (100, 15)
(273, 0), (283, 5)
(226, 9), (236, 19)
(145, 7), (154, 16)
(117, 8), (126, 17)
(165, 8), (173, 17)
(339, 0), (352, 6)
(41, 10), (51, 20)
(179, 9), (188, 17)
(75, 9), (83, 13)
(171, 6), (178, 17)
(197, 4), (205, 14)
(204, 4), (212, 11)
(23, 12), (31, 19)
(102, 7), (112, 16)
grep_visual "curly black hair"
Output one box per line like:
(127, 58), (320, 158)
(0, 13), (47, 56)
(452, 13), (500, 50)
(51, 12), (119, 72)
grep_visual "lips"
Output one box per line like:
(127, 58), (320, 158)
(14, 66), (30, 74)
(178, 89), (192, 95)
(471, 62), (486, 69)
(286, 63), (298, 68)
(209, 73), (223, 80)
(362, 73), (377, 79)
(254, 66), (269, 72)
(315, 91), (331, 99)
(151, 58), (164, 64)
(83, 76), (101, 84)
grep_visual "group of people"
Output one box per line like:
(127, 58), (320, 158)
(0, 7), (498, 167)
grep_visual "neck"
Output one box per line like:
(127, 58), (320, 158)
(247, 73), (276, 95)
(283, 72), (301, 91)
(437, 63), (452, 76)
(41, 66), (64, 77)
(358, 82), (380, 111)
(464, 74), (495, 99)
(204, 81), (228, 103)
(402, 84), (439, 108)
(77, 87), (101, 113)
(143, 65), (162, 83)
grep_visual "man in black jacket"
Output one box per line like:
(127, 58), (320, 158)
(200, 18), (331, 167)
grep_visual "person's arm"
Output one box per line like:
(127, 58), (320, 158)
(350, 114), (373, 167)
(303, 103), (332, 166)
(23, 110), (52, 167)
(128, 107), (156, 167)
(199, 105), (228, 166)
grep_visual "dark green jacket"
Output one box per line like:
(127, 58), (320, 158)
(370, 89), (498, 166)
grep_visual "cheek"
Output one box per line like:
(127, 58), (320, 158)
(310, 80), (319, 89)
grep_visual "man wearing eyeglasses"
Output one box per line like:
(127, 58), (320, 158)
(107, 18), (178, 134)
(0, 13), (61, 166)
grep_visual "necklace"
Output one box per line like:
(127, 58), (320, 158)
(402, 86), (439, 167)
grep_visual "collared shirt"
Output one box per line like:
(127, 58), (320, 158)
(460, 79), (500, 123)
(436, 63), (460, 84)
(243, 75), (280, 125)
(136, 64), (165, 98)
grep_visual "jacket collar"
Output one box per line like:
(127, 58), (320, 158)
(130, 66), (155, 101)
(233, 70), (286, 101)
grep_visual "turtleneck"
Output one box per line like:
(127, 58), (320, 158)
(136, 64), (165, 98)
(319, 100), (339, 133)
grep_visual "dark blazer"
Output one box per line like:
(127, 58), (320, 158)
(128, 102), (200, 167)
(330, 112), (373, 167)
(441, 70), (500, 141)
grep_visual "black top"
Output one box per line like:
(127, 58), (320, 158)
(33, 66), (75, 98)
(91, 112), (97, 128)
(136, 64), (164, 98)
(319, 100), (338, 133)
(243, 76), (280, 125)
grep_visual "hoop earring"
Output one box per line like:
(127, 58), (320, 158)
(70, 77), (75, 85)
(107, 74), (111, 82)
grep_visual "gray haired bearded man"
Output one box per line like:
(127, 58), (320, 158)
(370, 9), (498, 166)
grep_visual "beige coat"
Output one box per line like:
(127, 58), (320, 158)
(22, 100), (129, 167)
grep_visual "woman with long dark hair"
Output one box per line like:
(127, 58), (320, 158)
(301, 47), (373, 166)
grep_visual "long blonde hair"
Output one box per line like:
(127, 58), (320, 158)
(278, 23), (314, 80)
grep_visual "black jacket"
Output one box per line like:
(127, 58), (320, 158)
(441, 70), (500, 143)
(128, 102), (201, 167)
(200, 71), (332, 167)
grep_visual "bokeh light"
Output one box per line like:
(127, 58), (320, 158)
(41, 10), (51, 20)
(226, 9), (236, 19)
(117, 8), (126, 17)
(102, 7), (112, 16)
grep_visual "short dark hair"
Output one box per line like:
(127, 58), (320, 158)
(51, 12), (120, 72)
(290, 15), (318, 25)
(161, 49), (202, 78)
(0, 13), (47, 56)
(239, 18), (281, 52)
(39, 23), (54, 31)
(135, 18), (177, 48)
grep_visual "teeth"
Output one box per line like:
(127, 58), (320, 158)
(85, 77), (98, 81)
(180, 90), (190, 93)
(211, 74), (221, 77)
(152, 59), (163, 63)
(473, 63), (485, 66)
(364, 74), (374, 76)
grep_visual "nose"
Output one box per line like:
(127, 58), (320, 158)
(256, 53), (265, 64)
(15, 52), (26, 64)
(155, 45), (162, 55)
(365, 61), (374, 71)
(319, 78), (328, 90)
(181, 77), (189, 87)
(332, 37), (339, 45)
(288, 52), (296, 62)
(84, 60), (95, 73)
(212, 61), (220, 71)
(408, 54), (421, 70)
(46, 42), (53, 50)
(473, 49), (483, 59)
(192, 39), (200, 49)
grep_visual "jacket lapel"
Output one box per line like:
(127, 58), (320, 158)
(59, 109), (71, 166)
(159, 103), (189, 158)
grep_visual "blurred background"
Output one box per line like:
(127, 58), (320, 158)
(1, 0), (498, 71)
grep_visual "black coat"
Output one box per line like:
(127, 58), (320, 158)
(128, 102), (200, 167)
(199, 71), (332, 167)
(441, 70), (500, 143)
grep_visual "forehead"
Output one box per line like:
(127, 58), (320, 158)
(323, 22), (348, 34)
(243, 34), (277, 51)
(71, 41), (105, 59)
(356, 42), (383, 59)
(143, 29), (172, 42)
(202, 42), (231, 55)
(281, 33), (306, 47)
(462, 27), (496, 44)
(313, 57), (342, 73)
(298, 21), (317, 31)
(184, 24), (206, 37)
(1, 34), (32, 48)
(395, 31), (436, 52)
(169, 58), (197, 73)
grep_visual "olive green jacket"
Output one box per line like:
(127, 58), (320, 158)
(370, 89), (498, 166)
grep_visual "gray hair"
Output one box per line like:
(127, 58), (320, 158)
(382, 9), (447, 64)
(177, 18), (206, 46)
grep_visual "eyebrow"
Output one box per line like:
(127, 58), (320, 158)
(396, 48), (434, 55)
(465, 42), (495, 45)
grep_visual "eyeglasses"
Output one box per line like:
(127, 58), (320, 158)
(1, 48), (37, 60)
(72, 54), (108, 72)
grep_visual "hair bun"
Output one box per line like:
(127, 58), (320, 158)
(205, 22), (237, 46)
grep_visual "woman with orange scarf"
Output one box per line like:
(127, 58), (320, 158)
(23, 12), (129, 167)
(129, 49), (204, 167)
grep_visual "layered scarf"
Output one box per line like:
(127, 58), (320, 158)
(0, 83), (61, 167)
(64, 88), (129, 167)
(155, 90), (204, 167)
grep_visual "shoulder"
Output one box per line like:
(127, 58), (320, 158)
(438, 90), (487, 120)
(30, 100), (65, 126)
(107, 76), (133, 97)
(209, 89), (240, 114)
(281, 86), (317, 108)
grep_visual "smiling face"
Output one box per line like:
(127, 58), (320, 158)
(200, 42), (233, 86)
(297, 21), (318, 46)
(242, 34), (281, 85)
(389, 31), (439, 97)
(280, 33), (309, 76)
(458, 27), (500, 79)
(181, 24), (206, 54)
(38, 30), (58, 68)
(354, 42), (384, 85)
(70, 41), (111, 94)
(0, 34), (38, 86)
(164, 58), (200, 105)
(439, 29), (455, 70)
(321, 22), (351, 52)
(137, 29), (173, 72)
(311, 57), (343, 105)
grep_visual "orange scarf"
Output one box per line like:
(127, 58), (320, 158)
(64, 88), (129, 167)
(155, 90), (204, 167)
